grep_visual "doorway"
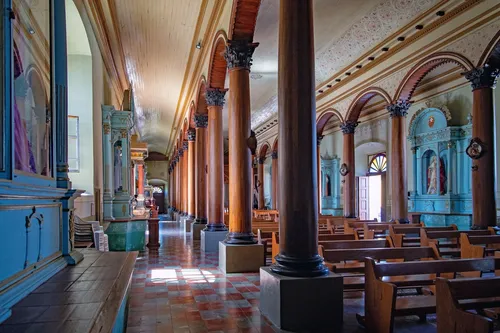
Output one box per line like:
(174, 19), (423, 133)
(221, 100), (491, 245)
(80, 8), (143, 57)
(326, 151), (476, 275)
(358, 153), (387, 221)
(153, 185), (165, 214)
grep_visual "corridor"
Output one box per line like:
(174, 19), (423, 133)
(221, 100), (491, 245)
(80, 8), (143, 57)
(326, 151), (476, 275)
(126, 221), (437, 333)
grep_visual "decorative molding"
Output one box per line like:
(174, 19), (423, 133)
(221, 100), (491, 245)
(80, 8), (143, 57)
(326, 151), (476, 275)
(120, 129), (128, 138)
(463, 65), (500, 90)
(194, 114), (209, 128)
(224, 40), (259, 70)
(387, 100), (411, 118)
(340, 120), (359, 134)
(205, 88), (227, 107)
(103, 123), (111, 134)
(187, 129), (196, 141)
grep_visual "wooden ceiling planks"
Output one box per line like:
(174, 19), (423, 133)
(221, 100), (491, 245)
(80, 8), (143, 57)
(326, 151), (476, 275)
(229, 0), (262, 41)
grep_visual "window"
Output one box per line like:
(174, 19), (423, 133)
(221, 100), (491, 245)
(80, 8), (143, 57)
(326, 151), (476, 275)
(368, 153), (387, 174)
(152, 186), (163, 194)
(68, 116), (79, 172)
(13, 0), (52, 176)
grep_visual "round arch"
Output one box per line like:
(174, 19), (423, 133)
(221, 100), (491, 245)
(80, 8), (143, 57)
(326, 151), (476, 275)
(316, 109), (344, 136)
(346, 87), (391, 122)
(272, 137), (278, 152)
(228, 0), (262, 41)
(181, 118), (188, 142)
(258, 142), (271, 158)
(195, 76), (208, 115)
(394, 52), (474, 102)
(188, 101), (196, 129)
(478, 30), (500, 68)
(207, 30), (228, 89)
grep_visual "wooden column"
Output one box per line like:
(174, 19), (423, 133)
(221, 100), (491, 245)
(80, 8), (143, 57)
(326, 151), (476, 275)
(182, 140), (189, 215)
(205, 89), (227, 231)
(137, 163), (145, 196)
(272, 0), (328, 277)
(258, 157), (266, 209)
(187, 129), (196, 219)
(317, 136), (323, 214)
(168, 165), (173, 210)
(387, 101), (411, 223)
(177, 147), (184, 214)
(173, 157), (178, 211)
(194, 114), (208, 224)
(341, 121), (358, 218)
(224, 40), (258, 244)
(464, 66), (499, 228)
(271, 151), (278, 210)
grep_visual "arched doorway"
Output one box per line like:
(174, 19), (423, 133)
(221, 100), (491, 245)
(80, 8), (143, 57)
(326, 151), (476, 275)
(358, 152), (387, 221)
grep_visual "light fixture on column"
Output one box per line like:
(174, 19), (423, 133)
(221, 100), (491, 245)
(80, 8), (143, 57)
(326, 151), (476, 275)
(196, 41), (202, 49)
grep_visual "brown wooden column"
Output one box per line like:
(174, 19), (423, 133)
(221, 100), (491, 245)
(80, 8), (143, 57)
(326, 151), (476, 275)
(204, 89), (227, 231)
(168, 164), (173, 210)
(187, 129), (196, 219)
(174, 155), (179, 212)
(177, 147), (184, 214)
(137, 163), (145, 196)
(387, 101), (411, 223)
(271, 151), (278, 210)
(194, 114), (208, 224)
(182, 140), (189, 215)
(258, 157), (266, 209)
(464, 66), (499, 228)
(272, 0), (327, 277)
(341, 121), (358, 218)
(316, 136), (323, 214)
(224, 40), (258, 244)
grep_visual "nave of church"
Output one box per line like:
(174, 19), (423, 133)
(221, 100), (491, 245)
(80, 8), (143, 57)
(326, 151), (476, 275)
(2, 0), (500, 332)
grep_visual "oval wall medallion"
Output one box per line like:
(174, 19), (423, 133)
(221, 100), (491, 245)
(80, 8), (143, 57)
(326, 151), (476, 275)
(466, 137), (485, 159)
(339, 163), (349, 176)
(428, 115), (435, 128)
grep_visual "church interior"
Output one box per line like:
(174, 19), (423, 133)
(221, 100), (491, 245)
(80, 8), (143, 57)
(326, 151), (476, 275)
(1, 0), (500, 332)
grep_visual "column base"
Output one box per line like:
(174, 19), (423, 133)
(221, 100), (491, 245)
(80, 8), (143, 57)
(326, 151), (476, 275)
(64, 250), (84, 266)
(184, 218), (194, 233)
(191, 223), (205, 240)
(390, 218), (410, 224)
(219, 242), (264, 274)
(259, 267), (343, 331)
(201, 230), (227, 252)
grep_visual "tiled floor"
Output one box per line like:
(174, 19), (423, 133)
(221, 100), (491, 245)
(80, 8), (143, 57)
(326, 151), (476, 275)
(126, 218), (438, 333)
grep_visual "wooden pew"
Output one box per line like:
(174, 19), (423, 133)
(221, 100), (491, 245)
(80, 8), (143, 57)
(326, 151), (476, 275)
(436, 277), (500, 333)
(253, 209), (279, 220)
(389, 224), (453, 247)
(363, 257), (500, 333)
(361, 222), (404, 240)
(460, 232), (500, 259)
(319, 238), (389, 250)
(321, 246), (442, 289)
(420, 228), (494, 257)
(344, 219), (380, 234)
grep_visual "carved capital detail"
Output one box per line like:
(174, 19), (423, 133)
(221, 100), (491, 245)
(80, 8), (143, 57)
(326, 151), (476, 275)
(271, 151), (278, 159)
(194, 114), (209, 128)
(258, 157), (266, 164)
(224, 40), (259, 71)
(187, 129), (196, 141)
(120, 129), (128, 138)
(178, 148), (184, 157)
(317, 135), (324, 146)
(103, 123), (111, 134)
(183, 140), (188, 151)
(463, 65), (500, 90)
(387, 100), (411, 118)
(340, 120), (359, 134)
(205, 89), (227, 107)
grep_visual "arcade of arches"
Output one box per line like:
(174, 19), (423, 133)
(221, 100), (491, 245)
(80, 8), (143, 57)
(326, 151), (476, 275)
(1, 0), (500, 332)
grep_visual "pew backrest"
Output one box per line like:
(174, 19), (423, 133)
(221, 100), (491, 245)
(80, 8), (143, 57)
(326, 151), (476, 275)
(322, 246), (440, 264)
(319, 238), (389, 250)
(460, 233), (500, 259)
(420, 229), (492, 247)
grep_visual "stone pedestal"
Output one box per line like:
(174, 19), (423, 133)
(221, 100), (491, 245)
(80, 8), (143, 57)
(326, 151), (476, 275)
(201, 230), (227, 252)
(191, 223), (205, 240)
(219, 242), (264, 274)
(183, 218), (194, 233)
(259, 267), (343, 331)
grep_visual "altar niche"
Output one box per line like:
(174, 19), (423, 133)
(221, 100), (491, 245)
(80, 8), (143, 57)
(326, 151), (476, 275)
(408, 107), (472, 229)
(321, 153), (342, 216)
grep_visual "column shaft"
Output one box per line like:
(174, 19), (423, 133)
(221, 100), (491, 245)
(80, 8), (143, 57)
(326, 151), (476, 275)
(137, 163), (144, 196)
(343, 133), (356, 217)
(316, 140), (322, 214)
(195, 115), (208, 223)
(187, 130), (196, 218)
(182, 141), (188, 215)
(205, 91), (227, 231)
(178, 148), (184, 214)
(272, 0), (327, 277)
(272, 152), (278, 210)
(258, 159), (265, 209)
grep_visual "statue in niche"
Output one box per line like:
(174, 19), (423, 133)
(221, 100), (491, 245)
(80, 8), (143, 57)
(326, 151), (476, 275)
(325, 174), (332, 197)
(114, 142), (123, 192)
(427, 156), (446, 195)
(253, 180), (261, 209)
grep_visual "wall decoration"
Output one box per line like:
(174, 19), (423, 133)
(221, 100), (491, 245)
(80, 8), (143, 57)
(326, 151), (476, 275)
(428, 115), (435, 128)
(466, 138), (484, 160)
(339, 163), (349, 176)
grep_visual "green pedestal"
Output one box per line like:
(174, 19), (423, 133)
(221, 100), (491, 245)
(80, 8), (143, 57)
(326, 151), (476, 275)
(105, 219), (147, 251)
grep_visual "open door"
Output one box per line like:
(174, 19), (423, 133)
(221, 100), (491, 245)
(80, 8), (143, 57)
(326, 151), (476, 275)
(358, 176), (369, 220)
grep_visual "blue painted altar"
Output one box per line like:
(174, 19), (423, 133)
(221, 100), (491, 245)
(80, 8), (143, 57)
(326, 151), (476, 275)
(321, 154), (343, 216)
(408, 107), (472, 229)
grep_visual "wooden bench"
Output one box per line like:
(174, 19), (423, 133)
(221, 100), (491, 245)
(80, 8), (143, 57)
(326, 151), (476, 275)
(363, 257), (500, 333)
(320, 246), (442, 289)
(460, 232), (500, 259)
(421, 229), (494, 257)
(436, 276), (500, 333)
(389, 224), (453, 247)
(344, 219), (379, 234)
(360, 222), (406, 240)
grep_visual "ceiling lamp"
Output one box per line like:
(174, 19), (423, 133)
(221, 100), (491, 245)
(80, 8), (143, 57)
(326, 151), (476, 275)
(196, 41), (202, 49)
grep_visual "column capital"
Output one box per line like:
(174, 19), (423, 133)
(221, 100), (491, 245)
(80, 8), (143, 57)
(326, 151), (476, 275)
(387, 100), (411, 118)
(194, 114), (209, 128)
(317, 135), (324, 146)
(224, 40), (259, 71)
(340, 120), (359, 134)
(187, 128), (196, 141)
(271, 151), (278, 159)
(183, 140), (189, 151)
(178, 148), (184, 157)
(463, 65), (500, 90)
(258, 157), (266, 164)
(205, 88), (227, 107)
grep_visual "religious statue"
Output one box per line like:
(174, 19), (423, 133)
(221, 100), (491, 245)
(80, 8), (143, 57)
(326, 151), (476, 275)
(427, 155), (446, 195)
(325, 174), (332, 197)
(114, 143), (123, 192)
(253, 180), (261, 209)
